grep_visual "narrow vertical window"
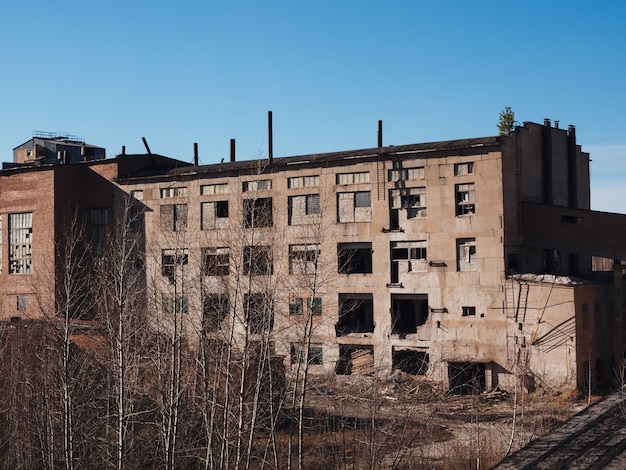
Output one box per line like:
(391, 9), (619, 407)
(9, 212), (33, 274)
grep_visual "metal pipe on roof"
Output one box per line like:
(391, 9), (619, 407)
(378, 120), (383, 147)
(230, 139), (236, 162)
(268, 111), (273, 163)
(142, 137), (152, 155)
(194, 143), (198, 166)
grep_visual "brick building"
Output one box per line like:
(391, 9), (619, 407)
(2, 121), (625, 391)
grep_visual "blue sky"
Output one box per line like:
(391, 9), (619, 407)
(1, 1), (625, 212)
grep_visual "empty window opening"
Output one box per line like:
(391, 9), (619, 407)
(203, 294), (229, 331)
(288, 194), (320, 224)
(462, 306), (476, 317)
(244, 197), (273, 228)
(336, 294), (374, 336)
(390, 187), (426, 220)
(289, 244), (320, 274)
(337, 191), (371, 223)
(543, 249), (561, 273)
(455, 183), (475, 215)
(336, 172), (370, 184)
(391, 294), (428, 336)
(162, 248), (189, 284)
(390, 241), (427, 283)
(448, 362), (486, 395)
(242, 179), (272, 192)
(201, 201), (229, 229)
(289, 295), (322, 316)
(244, 293), (274, 334)
(338, 242), (372, 274)
(291, 344), (323, 365)
(9, 212), (33, 274)
(202, 247), (229, 276)
(456, 238), (477, 272)
(336, 344), (374, 375)
(392, 349), (429, 375)
(244, 245), (273, 275)
(454, 162), (474, 176)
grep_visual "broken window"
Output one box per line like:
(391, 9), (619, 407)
(244, 293), (274, 334)
(88, 208), (108, 248)
(336, 293), (374, 336)
(242, 179), (272, 192)
(290, 343), (323, 365)
(391, 294), (428, 336)
(456, 238), (477, 272)
(336, 345), (374, 375)
(337, 191), (371, 223)
(336, 171), (370, 184)
(462, 306), (476, 316)
(388, 167), (424, 181)
(201, 183), (228, 195)
(289, 244), (320, 274)
(162, 296), (189, 314)
(390, 187), (426, 220)
(203, 294), (229, 331)
(201, 201), (228, 229)
(338, 242), (372, 274)
(288, 175), (319, 188)
(160, 187), (187, 198)
(455, 183), (475, 215)
(161, 248), (188, 284)
(288, 194), (320, 224)
(392, 348), (429, 375)
(160, 204), (187, 231)
(454, 162), (474, 176)
(9, 212), (33, 274)
(448, 362), (486, 395)
(289, 295), (322, 316)
(244, 245), (273, 275)
(202, 247), (229, 276)
(16, 295), (28, 311)
(390, 241), (427, 283)
(243, 197), (273, 228)
(130, 190), (143, 201)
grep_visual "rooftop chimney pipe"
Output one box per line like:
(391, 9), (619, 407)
(194, 142), (198, 166)
(142, 137), (152, 155)
(378, 120), (383, 147)
(554, 121), (559, 129)
(121, 145), (126, 156)
(230, 139), (236, 162)
(544, 118), (551, 127)
(268, 111), (273, 163)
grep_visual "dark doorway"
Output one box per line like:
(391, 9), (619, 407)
(448, 362), (486, 395)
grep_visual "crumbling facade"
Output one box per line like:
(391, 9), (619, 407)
(2, 121), (625, 392)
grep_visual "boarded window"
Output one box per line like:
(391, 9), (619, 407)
(160, 204), (187, 231)
(9, 212), (33, 274)
(336, 172), (370, 184)
(388, 167), (424, 181)
(337, 191), (371, 223)
(201, 201), (229, 229)
(242, 179), (272, 192)
(201, 183), (228, 195)
(160, 187), (187, 198)
(454, 162), (474, 176)
(288, 175), (319, 188)
(288, 194), (320, 224)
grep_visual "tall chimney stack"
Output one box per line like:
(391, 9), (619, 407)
(230, 139), (236, 162)
(193, 143), (198, 166)
(378, 120), (383, 147)
(268, 111), (273, 163)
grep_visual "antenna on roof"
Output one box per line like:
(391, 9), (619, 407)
(141, 137), (152, 155)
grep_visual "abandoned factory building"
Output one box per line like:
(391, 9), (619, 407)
(1, 120), (626, 392)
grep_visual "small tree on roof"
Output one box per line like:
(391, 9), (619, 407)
(498, 106), (516, 136)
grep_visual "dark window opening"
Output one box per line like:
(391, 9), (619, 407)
(392, 349), (429, 375)
(336, 294), (374, 336)
(244, 245), (273, 275)
(462, 306), (476, 317)
(448, 362), (485, 395)
(244, 293), (274, 334)
(391, 294), (428, 336)
(161, 248), (188, 284)
(543, 249), (561, 273)
(560, 215), (581, 224)
(507, 253), (520, 274)
(455, 183), (475, 216)
(291, 344), (323, 365)
(336, 344), (374, 375)
(244, 197), (273, 228)
(338, 242), (372, 274)
(203, 294), (229, 331)
(202, 247), (229, 276)
(215, 200), (229, 218)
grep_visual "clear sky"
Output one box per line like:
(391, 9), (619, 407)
(1, 1), (624, 212)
